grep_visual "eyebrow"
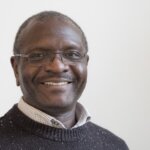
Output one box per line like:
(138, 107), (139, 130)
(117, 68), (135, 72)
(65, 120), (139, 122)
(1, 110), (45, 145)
(26, 44), (82, 52)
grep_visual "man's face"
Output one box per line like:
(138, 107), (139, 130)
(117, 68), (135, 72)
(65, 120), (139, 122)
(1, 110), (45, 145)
(11, 18), (88, 114)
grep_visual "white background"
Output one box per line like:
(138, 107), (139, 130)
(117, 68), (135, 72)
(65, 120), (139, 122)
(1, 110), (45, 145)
(0, 0), (150, 149)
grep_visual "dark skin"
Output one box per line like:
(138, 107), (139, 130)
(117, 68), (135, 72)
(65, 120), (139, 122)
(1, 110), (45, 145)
(11, 17), (89, 128)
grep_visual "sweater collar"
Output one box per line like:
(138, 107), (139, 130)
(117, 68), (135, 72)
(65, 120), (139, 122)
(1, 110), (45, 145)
(7, 105), (91, 142)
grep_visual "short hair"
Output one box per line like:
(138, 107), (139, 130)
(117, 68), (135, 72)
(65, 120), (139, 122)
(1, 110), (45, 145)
(13, 11), (88, 54)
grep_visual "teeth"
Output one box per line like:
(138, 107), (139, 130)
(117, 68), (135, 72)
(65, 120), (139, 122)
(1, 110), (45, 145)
(44, 82), (68, 86)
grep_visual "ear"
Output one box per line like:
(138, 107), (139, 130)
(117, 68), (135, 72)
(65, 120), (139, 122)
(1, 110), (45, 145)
(10, 56), (20, 86)
(86, 55), (89, 65)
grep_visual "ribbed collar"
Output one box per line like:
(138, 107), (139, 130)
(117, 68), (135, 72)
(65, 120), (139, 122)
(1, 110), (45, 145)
(7, 105), (91, 142)
(18, 98), (91, 129)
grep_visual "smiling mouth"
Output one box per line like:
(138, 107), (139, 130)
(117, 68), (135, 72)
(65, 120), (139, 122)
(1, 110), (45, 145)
(43, 81), (71, 86)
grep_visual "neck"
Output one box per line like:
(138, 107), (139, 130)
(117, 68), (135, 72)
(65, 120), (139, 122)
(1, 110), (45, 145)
(43, 105), (77, 129)
(23, 98), (77, 128)
(55, 109), (76, 128)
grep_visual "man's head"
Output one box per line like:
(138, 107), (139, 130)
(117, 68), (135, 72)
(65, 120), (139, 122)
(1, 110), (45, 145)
(11, 11), (89, 115)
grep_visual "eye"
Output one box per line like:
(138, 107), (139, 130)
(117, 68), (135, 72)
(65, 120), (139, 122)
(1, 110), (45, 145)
(28, 52), (46, 61)
(64, 51), (82, 60)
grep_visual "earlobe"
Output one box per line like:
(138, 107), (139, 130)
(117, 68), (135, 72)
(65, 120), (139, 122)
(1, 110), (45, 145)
(10, 56), (20, 86)
(16, 80), (20, 86)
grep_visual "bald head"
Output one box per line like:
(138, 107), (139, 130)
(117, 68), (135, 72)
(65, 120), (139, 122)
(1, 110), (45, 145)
(13, 11), (88, 54)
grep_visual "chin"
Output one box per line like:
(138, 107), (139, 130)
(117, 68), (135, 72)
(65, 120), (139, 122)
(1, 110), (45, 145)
(39, 95), (74, 109)
(38, 100), (74, 115)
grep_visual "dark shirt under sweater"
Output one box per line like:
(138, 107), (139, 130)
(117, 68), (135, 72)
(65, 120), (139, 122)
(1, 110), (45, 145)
(0, 105), (129, 150)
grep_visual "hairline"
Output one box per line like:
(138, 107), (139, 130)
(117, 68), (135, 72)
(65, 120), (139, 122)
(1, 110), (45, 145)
(13, 11), (88, 54)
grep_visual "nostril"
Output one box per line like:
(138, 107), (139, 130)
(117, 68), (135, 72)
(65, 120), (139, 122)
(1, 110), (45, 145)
(64, 68), (68, 73)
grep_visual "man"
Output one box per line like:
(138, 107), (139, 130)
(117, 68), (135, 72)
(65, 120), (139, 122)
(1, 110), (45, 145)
(0, 11), (129, 149)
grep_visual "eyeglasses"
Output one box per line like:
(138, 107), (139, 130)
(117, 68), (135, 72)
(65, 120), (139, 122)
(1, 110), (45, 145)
(14, 50), (87, 67)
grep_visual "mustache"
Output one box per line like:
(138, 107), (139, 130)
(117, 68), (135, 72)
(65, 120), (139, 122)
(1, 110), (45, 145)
(37, 72), (74, 81)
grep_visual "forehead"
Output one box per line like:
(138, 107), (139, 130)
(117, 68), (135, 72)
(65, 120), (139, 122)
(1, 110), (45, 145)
(19, 18), (85, 53)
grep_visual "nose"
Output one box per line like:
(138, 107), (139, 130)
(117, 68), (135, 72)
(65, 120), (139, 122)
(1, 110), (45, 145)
(44, 54), (69, 73)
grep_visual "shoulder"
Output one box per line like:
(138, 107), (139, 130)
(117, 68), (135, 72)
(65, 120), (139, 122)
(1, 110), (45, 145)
(0, 105), (18, 131)
(85, 122), (129, 150)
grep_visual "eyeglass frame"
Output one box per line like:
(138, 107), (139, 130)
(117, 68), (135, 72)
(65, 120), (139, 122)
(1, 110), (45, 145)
(14, 50), (88, 67)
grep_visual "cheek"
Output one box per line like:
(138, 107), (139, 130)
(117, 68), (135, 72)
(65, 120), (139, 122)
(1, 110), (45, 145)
(20, 63), (41, 79)
(71, 63), (87, 100)
(18, 64), (39, 92)
(72, 63), (88, 87)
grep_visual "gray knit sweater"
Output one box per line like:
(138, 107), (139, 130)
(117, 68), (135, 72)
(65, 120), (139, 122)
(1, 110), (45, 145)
(0, 105), (129, 150)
